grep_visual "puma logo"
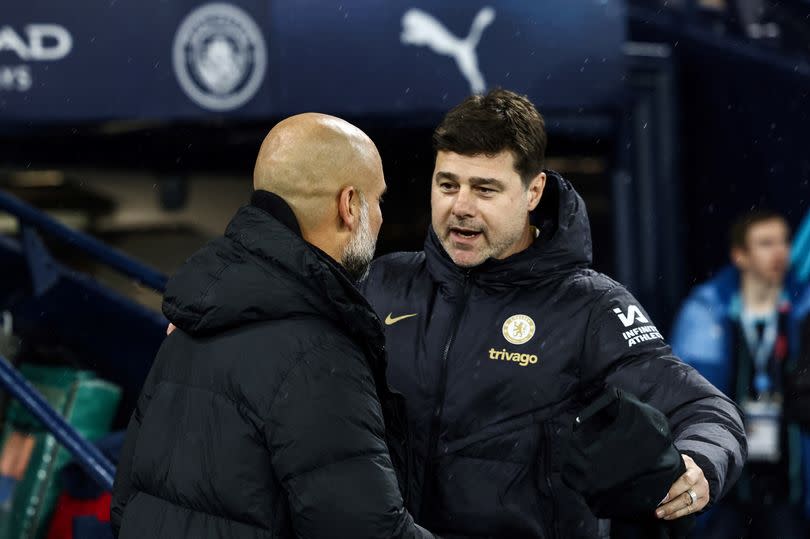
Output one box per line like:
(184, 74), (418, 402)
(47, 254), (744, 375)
(400, 7), (495, 94)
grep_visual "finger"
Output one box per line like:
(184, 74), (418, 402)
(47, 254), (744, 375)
(664, 491), (708, 520)
(663, 500), (697, 520)
(657, 476), (707, 518)
(660, 474), (697, 512)
(656, 489), (695, 518)
(662, 481), (710, 520)
(660, 459), (702, 505)
(657, 455), (711, 519)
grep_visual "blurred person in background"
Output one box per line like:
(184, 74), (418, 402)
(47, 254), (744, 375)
(671, 209), (810, 537)
(112, 113), (436, 539)
(360, 89), (746, 538)
(786, 285), (810, 509)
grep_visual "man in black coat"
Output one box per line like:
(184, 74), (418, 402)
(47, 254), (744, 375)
(111, 113), (435, 539)
(360, 90), (747, 538)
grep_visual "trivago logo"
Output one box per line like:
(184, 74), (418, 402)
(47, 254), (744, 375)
(0, 24), (73, 92)
(488, 348), (538, 367)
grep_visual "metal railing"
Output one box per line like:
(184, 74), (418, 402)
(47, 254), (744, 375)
(0, 189), (167, 292)
(0, 353), (116, 490)
(0, 189), (169, 490)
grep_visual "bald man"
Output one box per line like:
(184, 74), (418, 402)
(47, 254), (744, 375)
(111, 114), (435, 539)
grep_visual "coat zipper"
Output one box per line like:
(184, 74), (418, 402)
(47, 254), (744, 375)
(419, 273), (472, 521)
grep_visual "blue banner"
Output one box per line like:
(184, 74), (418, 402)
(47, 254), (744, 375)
(0, 1), (625, 122)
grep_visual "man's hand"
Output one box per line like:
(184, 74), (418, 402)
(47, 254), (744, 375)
(655, 454), (709, 520)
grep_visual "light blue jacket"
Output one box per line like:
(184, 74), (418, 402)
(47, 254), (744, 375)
(671, 266), (810, 516)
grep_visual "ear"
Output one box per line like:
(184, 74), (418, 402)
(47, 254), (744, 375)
(337, 186), (360, 232)
(526, 172), (546, 211)
(730, 246), (746, 269)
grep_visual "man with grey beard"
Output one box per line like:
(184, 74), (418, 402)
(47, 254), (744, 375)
(112, 113), (435, 539)
(343, 188), (377, 281)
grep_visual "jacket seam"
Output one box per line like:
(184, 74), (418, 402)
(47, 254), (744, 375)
(443, 454), (527, 465)
(192, 256), (234, 320)
(266, 337), (347, 417)
(285, 448), (388, 482)
(154, 379), (265, 430)
(134, 490), (272, 533)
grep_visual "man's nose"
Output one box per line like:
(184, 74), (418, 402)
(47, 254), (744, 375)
(451, 187), (475, 219)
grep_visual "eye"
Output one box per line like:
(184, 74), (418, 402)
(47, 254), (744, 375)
(476, 186), (496, 194)
(439, 182), (458, 192)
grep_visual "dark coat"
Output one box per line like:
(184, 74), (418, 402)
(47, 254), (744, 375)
(361, 173), (746, 538)
(111, 192), (433, 539)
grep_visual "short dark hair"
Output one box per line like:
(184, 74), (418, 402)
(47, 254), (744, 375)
(729, 209), (788, 249)
(432, 88), (547, 187)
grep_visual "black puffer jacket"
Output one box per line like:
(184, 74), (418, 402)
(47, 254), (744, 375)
(111, 192), (433, 539)
(361, 173), (746, 538)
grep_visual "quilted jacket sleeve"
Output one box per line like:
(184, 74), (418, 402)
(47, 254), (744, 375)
(582, 285), (747, 505)
(264, 339), (436, 539)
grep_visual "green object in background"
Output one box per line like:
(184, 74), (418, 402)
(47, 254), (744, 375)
(0, 364), (121, 539)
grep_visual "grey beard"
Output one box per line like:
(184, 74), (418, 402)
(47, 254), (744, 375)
(341, 193), (376, 281)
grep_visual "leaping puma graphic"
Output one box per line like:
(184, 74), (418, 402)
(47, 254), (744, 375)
(401, 7), (495, 94)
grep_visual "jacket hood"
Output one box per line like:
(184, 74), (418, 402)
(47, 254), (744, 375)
(162, 204), (382, 348)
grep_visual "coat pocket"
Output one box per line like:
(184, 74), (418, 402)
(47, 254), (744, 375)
(428, 418), (545, 538)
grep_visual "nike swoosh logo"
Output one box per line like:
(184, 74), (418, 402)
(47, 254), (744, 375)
(384, 313), (418, 326)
